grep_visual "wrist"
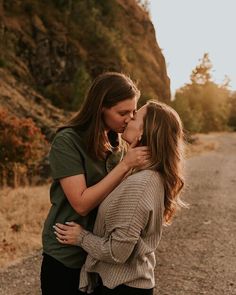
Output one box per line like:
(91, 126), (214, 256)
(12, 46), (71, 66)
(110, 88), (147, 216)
(77, 229), (90, 246)
(119, 158), (131, 172)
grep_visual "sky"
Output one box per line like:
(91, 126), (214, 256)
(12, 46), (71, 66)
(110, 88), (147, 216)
(149, 0), (236, 95)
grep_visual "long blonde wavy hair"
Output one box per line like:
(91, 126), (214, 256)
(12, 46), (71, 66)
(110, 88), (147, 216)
(141, 100), (185, 224)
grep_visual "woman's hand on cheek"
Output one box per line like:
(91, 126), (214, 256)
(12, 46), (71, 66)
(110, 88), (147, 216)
(53, 221), (83, 246)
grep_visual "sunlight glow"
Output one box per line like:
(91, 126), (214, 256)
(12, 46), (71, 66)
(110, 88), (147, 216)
(150, 0), (236, 94)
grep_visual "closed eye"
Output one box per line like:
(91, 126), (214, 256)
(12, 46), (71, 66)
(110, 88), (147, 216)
(119, 112), (129, 116)
(119, 110), (136, 116)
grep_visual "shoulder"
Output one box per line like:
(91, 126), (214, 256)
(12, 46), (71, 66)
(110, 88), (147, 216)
(54, 127), (81, 140)
(49, 128), (88, 160)
(125, 170), (164, 203)
(103, 170), (163, 220)
(52, 128), (84, 146)
(126, 170), (162, 188)
(109, 170), (163, 202)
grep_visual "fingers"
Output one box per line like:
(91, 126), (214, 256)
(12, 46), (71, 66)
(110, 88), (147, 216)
(56, 237), (67, 244)
(53, 222), (82, 246)
(135, 150), (150, 160)
(137, 157), (150, 166)
(54, 226), (71, 245)
(54, 223), (68, 230)
(55, 236), (72, 245)
(65, 221), (77, 226)
(53, 225), (68, 243)
(137, 155), (150, 161)
(53, 224), (67, 233)
(54, 230), (66, 240)
(122, 143), (151, 170)
(136, 148), (151, 165)
(132, 146), (149, 152)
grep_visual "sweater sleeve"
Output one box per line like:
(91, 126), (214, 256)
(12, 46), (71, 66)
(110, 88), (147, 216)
(77, 183), (152, 264)
(77, 172), (164, 265)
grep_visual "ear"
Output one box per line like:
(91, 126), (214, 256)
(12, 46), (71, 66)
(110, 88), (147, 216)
(138, 133), (143, 141)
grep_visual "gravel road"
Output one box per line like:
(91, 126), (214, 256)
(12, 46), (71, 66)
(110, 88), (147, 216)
(0, 132), (235, 295)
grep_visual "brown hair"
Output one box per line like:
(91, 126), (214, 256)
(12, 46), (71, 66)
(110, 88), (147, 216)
(141, 100), (185, 224)
(58, 72), (140, 159)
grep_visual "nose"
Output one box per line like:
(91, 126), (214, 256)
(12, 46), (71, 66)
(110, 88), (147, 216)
(124, 112), (134, 123)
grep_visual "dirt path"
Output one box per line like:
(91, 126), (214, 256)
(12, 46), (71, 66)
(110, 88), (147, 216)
(155, 132), (236, 295)
(0, 132), (236, 295)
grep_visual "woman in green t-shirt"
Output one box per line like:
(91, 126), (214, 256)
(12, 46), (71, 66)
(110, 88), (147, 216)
(40, 72), (150, 295)
(54, 101), (186, 295)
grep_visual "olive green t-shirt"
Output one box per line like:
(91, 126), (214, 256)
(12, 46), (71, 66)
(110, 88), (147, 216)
(42, 127), (121, 268)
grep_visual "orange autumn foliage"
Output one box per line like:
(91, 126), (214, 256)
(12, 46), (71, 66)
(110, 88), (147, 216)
(0, 107), (48, 166)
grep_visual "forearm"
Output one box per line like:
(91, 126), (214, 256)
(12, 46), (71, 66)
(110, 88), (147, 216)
(74, 161), (130, 215)
(62, 145), (149, 215)
(78, 229), (135, 264)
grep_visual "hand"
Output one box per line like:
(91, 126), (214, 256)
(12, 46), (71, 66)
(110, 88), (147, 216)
(122, 138), (150, 170)
(53, 221), (83, 246)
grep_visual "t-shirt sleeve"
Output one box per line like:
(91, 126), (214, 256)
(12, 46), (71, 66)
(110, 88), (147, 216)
(49, 134), (85, 180)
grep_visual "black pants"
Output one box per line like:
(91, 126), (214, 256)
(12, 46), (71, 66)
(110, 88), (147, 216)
(41, 253), (99, 295)
(100, 284), (153, 295)
(41, 253), (152, 295)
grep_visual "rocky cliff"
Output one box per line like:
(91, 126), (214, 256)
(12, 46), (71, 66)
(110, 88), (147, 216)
(0, 0), (170, 134)
(0, 0), (171, 186)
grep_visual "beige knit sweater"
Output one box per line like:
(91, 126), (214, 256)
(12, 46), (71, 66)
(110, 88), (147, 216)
(77, 170), (165, 292)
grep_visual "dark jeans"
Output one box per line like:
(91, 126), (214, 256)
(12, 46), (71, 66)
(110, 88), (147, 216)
(41, 253), (98, 295)
(100, 284), (153, 295)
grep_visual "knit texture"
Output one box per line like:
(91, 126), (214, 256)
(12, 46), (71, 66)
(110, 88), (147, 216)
(78, 170), (165, 292)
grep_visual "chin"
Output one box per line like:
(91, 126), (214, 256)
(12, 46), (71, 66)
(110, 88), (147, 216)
(121, 134), (127, 141)
(116, 128), (125, 134)
(121, 135), (131, 144)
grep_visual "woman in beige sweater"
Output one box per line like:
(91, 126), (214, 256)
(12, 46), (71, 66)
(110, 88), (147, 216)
(54, 100), (185, 295)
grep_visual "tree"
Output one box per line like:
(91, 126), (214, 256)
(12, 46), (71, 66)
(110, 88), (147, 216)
(172, 85), (204, 133)
(190, 53), (212, 85)
(172, 53), (231, 133)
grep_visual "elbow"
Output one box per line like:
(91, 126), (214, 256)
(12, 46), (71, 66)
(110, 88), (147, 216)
(80, 210), (89, 217)
(109, 242), (135, 264)
(76, 208), (89, 216)
(74, 205), (90, 216)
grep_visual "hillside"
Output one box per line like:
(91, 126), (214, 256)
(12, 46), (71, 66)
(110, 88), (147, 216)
(0, 0), (171, 185)
(0, 0), (170, 126)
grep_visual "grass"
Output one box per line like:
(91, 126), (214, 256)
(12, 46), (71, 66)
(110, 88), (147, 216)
(0, 185), (50, 268)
